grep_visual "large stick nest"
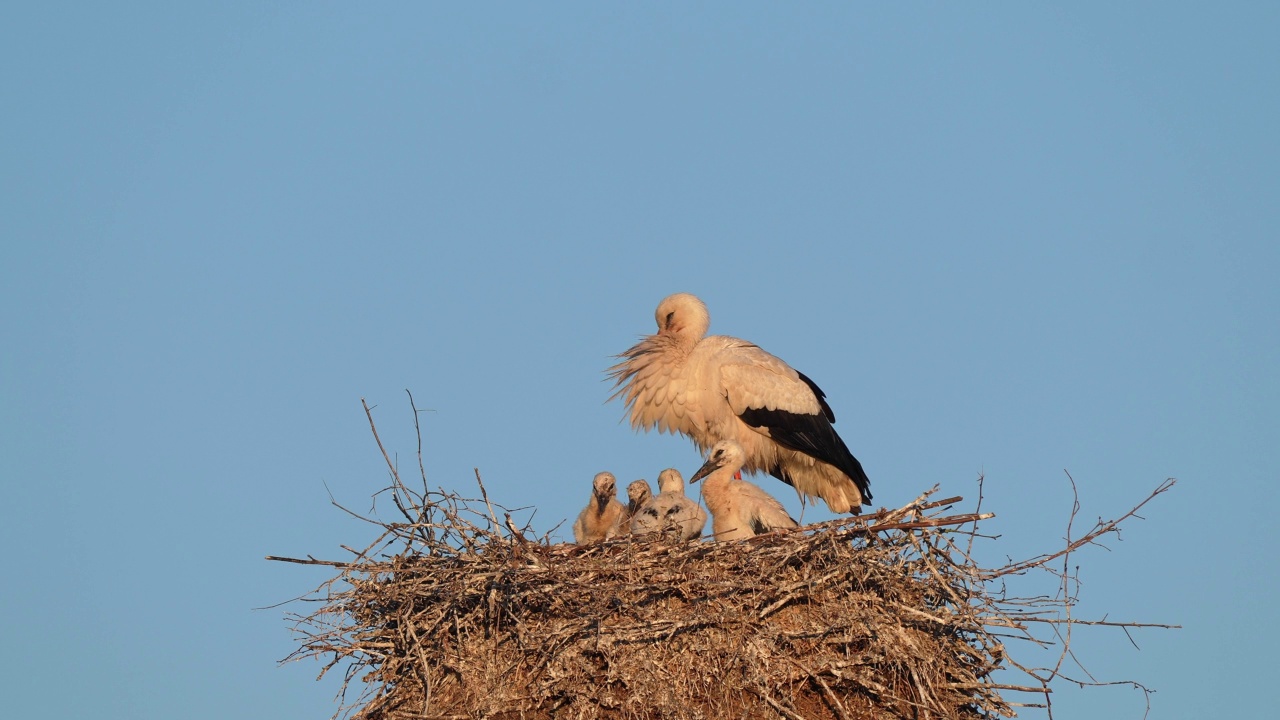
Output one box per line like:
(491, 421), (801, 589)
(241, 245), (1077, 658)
(273, 400), (1175, 720)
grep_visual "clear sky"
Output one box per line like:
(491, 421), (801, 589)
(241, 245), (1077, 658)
(2, 3), (1276, 718)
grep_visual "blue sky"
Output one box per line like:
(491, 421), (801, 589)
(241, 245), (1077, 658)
(2, 3), (1276, 718)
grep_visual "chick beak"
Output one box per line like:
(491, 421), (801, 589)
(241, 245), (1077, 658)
(689, 456), (718, 484)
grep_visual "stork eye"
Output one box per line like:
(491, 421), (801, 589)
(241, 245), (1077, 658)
(665, 311), (676, 327)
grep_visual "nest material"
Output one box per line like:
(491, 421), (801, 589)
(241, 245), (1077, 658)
(282, 488), (1044, 720)
(275, 400), (1174, 720)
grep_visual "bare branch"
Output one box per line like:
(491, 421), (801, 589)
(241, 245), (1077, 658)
(985, 478), (1176, 580)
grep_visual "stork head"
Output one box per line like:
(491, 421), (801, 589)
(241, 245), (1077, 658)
(654, 293), (710, 344)
(626, 479), (652, 509)
(656, 467), (685, 495)
(592, 472), (617, 504)
(689, 440), (746, 484)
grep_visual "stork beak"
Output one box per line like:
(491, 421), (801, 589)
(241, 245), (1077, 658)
(689, 457), (718, 484)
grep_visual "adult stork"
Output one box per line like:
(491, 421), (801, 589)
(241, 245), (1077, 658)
(609, 292), (872, 514)
(689, 440), (798, 540)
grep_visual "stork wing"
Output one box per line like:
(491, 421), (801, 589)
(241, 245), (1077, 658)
(718, 343), (823, 417)
(720, 344), (871, 500)
(744, 484), (799, 534)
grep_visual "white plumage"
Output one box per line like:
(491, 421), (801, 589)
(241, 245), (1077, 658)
(609, 292), (873, 514)
(629, 468), (707, 540)
(571, 471), (626, 543)
(689, 440), (798, 540)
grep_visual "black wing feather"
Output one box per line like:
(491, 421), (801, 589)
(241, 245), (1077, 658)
(796, 371), (836, 422)
(738, 404), (873, 504)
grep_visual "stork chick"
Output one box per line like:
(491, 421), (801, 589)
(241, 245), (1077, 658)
(689, 440), (798, 541)
(572, 471), (626, 543)
(621, 479), (653, 534)
(630, 468), (707, 540)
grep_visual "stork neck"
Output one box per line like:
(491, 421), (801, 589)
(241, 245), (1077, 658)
(698, 467), (736, 512)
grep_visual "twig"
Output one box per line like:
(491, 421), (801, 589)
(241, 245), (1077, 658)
(361, 397), (417, 528)
(473, 468), (502, 536)
(265, 555), (349, 568)
(406, 389), (430, 498)
(966, 471), (986, 557)
(504, 512), (529, 544)
(985, 478), (1176, 579)
(1050, 469), (1083, 680)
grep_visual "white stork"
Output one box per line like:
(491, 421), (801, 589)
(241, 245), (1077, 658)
(571, 471), (626, 543)
(689, 440), (798, 540)
(609, 292), (873, 514)
(630, 468), (707, 540)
